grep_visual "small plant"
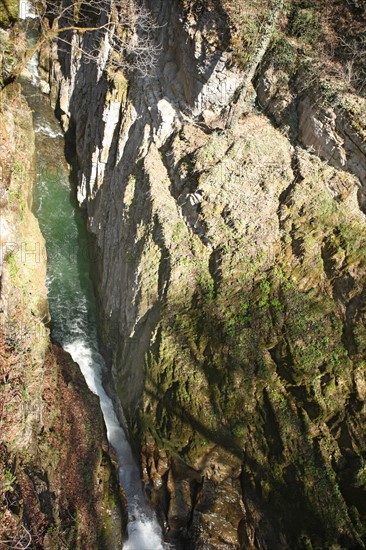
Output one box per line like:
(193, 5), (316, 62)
(2, 469), (16, 492)
(172, 221), (185, 243)
(5, 252), (19, 278)
(233, 16), (265, 68)
(13, 160), (25, 176)
(355, 463), (366, 489)
(270, 34), (297, 73)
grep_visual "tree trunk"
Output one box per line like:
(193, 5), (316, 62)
(226, 0), (286, 129)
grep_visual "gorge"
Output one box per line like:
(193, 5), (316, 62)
(27, 69), (164, 548)
(1, 0), (366, 548)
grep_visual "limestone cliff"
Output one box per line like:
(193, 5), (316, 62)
(49, 0), (366, 547)
(0, 82), (127, 547)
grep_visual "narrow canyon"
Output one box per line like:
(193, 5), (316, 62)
(1, 0), (366, 548)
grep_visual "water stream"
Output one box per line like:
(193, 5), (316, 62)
(20, 9), (165, 550)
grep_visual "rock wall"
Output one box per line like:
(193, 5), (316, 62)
(257, 66), (366, 206)
(49, 0), (366, 548)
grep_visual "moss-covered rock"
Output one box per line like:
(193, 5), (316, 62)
(0, 0), (18, 27)
(136, 118), (366, 548)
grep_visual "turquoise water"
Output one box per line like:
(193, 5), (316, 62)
(33, 126), (97, 347)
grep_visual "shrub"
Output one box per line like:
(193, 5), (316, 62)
(270, 35), (297, 72)
(289, 6), (322, 45)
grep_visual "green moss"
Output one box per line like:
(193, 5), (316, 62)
(0, 0), (18, 26)
(97, 451), (126, 548)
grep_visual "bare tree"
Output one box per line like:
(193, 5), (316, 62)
(337, 34), (366, 94)
(3, 0), (161, 87)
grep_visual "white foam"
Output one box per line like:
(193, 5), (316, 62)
(27, 51), (39, 82)
(64, 340), (101, 394)
(19, 1), (40, 84)
(19, 0), (37, 20)
(124, 515), (165, 550)
(35, 121), (63, 138)
(64, 339), (165, 549)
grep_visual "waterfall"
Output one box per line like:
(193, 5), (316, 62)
(20, 2), (168, 548)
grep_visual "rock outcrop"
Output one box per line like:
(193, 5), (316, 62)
(48, 0), (366, 547)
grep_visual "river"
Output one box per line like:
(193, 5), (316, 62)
(20, 8), (165, 550)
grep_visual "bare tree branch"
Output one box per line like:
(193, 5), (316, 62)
(3, 0), (162, 87)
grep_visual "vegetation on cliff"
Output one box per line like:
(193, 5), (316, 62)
(0, 0), (18, 27)
(0, 0), (162, 89)
(137, 113), (366, 549)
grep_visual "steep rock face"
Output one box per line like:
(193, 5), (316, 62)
(257, 66), (366, 203)
(49, 0), (366, 548)
(0, 83), (127, 548)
